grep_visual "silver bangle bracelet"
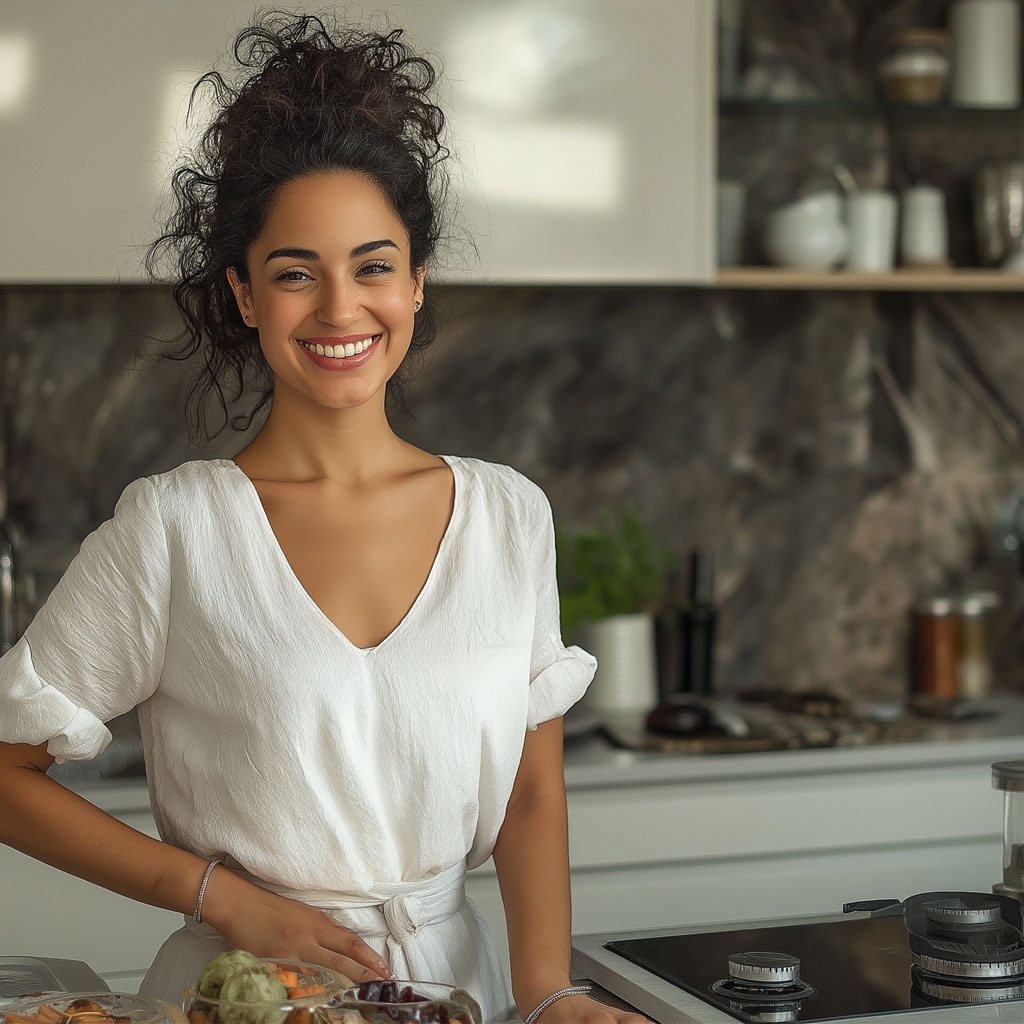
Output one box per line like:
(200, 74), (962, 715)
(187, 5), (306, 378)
(523, 983), (593, 1024)
(193, 858), (221, 924)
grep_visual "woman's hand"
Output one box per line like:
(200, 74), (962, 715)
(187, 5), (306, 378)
(533, 994), (651, 1024)
(200, 866), (394, 983)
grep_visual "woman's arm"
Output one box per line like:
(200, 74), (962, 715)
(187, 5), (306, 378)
(0, 740), (211, 913)
(0, 740), (390, 982)
(492, 720), (648, 1024)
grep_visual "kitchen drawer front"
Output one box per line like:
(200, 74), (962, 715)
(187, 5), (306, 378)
(0, 811), (180, 981)
(567, 837), (1001, 936)
(564, 762), (1002, 869)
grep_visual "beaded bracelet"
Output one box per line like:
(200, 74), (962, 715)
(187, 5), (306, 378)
(193, 858), (221, 924)
(524, 983), (593, 1024)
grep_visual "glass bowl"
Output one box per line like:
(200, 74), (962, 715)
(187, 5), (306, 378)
(182, 959), (350, 1024)
(3, 991), (185, 1023)
(335, 981), (482, 1024)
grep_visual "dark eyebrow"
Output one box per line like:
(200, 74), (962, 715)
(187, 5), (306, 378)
(264, 239), (399, 264)
(351, 239), (399, 258)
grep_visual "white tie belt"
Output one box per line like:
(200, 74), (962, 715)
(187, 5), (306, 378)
(184, 859), (468, 968)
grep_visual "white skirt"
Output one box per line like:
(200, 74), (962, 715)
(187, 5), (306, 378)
(139, 862), (517, 1023)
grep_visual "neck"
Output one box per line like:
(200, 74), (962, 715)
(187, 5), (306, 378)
(235, 387), (408, 483)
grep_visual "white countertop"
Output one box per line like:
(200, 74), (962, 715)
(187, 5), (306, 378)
(561, 695), (1024, 790)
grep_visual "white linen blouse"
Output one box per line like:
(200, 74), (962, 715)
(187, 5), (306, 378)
(0, 455), (596, 1018)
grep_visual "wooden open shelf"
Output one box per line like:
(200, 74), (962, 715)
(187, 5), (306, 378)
(715, 267), (1024, 292)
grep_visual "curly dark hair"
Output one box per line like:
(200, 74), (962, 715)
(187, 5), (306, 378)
(146, 9), (451, 442)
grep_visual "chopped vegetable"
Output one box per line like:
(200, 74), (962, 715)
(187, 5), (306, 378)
(217, 970), (288, 1024)
(196, 949), (267, 1000)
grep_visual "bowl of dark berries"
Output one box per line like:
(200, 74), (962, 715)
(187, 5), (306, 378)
(334, 981), (481, 1024)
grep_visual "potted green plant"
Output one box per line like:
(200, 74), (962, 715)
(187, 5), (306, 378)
(556, 505), (672, 715)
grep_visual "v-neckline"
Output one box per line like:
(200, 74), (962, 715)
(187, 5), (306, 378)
(218, 455), (461, 655)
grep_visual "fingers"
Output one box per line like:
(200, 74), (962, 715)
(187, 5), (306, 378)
(317, 920), (395, 982)
(570, 1001), (653, 1024)
(320, 951), (386, 984)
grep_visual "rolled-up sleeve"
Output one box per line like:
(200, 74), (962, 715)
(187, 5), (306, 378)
(525, 488), (596, 731)
(0, 477), (170, 762)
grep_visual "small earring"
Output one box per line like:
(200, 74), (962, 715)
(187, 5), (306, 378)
(413, 300), (421, 311)
(244, 315), (253, 325)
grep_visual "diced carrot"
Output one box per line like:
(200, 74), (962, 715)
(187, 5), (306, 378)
(275, 971), (299, 989)
(284, 1010), (313, 1024)
(287, 983), (327, 1000)
(186, 1010), (207, 1023)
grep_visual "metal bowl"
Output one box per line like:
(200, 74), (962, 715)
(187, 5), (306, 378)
(973, 162), (1024, 265)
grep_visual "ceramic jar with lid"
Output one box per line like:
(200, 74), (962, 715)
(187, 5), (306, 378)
(879, 29), (950, 104)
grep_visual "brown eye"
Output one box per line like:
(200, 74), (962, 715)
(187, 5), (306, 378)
(358, 261), (394, 276)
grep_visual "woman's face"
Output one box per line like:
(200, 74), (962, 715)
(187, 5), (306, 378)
(227, 170), (425, 413)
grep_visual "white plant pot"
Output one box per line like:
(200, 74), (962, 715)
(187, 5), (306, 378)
(575, 612), (659, 714)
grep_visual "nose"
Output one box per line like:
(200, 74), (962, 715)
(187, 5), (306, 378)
(315, 275), (360, 327)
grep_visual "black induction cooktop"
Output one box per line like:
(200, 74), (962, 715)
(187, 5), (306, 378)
(606, 912), (1024, 1022)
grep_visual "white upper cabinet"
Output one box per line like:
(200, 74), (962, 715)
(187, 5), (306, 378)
(0, 1), (714, 284)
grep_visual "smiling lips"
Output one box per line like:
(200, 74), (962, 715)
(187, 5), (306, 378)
(297, 333), (380, 359)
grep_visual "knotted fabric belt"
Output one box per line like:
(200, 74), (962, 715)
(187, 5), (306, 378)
(184, 860), (468, 975)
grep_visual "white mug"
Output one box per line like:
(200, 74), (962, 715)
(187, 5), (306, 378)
(900, 186), (948, 266)
(845, 190), (898, 271)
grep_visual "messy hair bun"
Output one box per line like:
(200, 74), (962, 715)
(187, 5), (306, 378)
(147, 10), (451, 441)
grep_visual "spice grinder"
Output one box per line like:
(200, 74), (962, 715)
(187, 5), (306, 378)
(992, 761), (1024, 900)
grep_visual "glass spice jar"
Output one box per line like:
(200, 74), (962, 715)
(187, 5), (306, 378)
(879, 28), (950, 104)
(956, 591), (998, 697)
(911, 595), (959, 698)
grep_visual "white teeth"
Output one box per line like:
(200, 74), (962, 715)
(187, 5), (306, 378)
(300, 335), (378, 359)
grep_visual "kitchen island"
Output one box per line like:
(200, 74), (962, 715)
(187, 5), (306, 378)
(3, 698), (1022, 994)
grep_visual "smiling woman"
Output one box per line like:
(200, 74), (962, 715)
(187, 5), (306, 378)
(0, 10), (644, 1024)
(145, 14), (447, 440)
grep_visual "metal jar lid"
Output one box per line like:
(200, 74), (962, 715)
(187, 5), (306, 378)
(992, 761), (1024, 792)
(914, 596), (957, 616)
(960, 591), (1000, 616)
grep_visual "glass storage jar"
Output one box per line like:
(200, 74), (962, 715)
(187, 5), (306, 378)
(879, 29), (950, 104)
(992, 761), (1024, 900)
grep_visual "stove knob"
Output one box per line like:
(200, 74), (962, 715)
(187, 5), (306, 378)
(728, 952), (801, 986)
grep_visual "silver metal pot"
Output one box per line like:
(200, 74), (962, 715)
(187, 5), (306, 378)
(973, 162), (1024, 265)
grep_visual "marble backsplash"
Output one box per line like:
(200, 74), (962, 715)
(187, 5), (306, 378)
(4, 0), (1024, 701)
(4, 282), (1024, 701)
